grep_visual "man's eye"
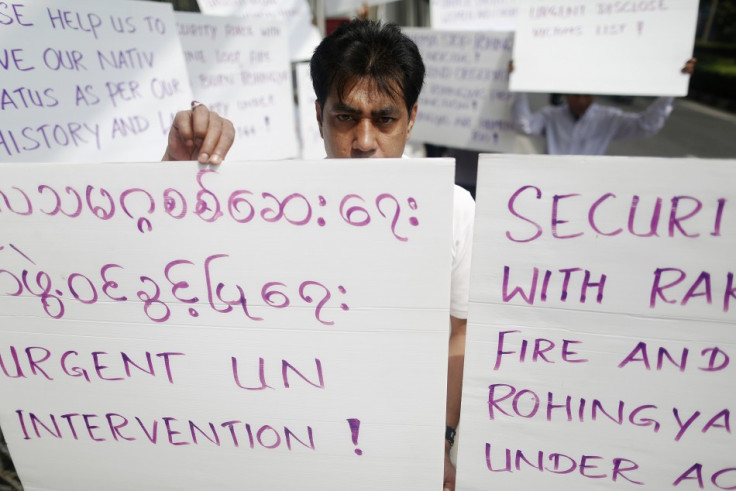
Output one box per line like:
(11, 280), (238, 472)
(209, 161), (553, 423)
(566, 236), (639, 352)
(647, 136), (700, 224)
(336, 114), (353, 122)
(378, 117), (396, 124)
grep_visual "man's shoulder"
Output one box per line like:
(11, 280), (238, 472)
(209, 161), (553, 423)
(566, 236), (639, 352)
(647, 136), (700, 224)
(453, 184), (475, 216)
(543, 104), (570, 120)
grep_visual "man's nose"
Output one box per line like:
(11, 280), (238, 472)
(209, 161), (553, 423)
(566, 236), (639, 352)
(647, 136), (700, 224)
(353, 119), (378, 153)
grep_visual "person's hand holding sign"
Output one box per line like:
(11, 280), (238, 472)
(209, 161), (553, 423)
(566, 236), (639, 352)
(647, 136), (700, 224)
(162, 101), (235, 165)
(681, 57), (697, 75)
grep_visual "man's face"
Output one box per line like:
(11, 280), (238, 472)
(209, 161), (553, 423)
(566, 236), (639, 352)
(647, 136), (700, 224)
(565, 94), (594, 119)
(315, 77), (418, 158)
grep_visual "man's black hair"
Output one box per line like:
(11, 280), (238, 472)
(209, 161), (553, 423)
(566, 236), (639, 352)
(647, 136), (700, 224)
(310, 19), (425, 116)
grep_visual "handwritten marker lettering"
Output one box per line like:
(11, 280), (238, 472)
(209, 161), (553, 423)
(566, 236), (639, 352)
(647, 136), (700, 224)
(483, 442), (644, 485)
(14, 409), (316, 451)
(0, 170), (422, 241)
(0, 245), (354, 324)
(347, 418), (362, 456)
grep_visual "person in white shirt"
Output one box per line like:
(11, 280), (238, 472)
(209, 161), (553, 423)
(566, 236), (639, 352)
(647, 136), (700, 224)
(164, 19), (474, 491)
(510, 58), (696, 155)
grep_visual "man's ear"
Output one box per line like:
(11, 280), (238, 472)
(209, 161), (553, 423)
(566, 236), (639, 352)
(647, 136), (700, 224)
(315, 100), (324, 138)
(406, 103), (418, 139)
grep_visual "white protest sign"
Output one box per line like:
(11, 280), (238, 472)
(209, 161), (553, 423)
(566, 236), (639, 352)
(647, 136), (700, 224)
(0, 158), (453, 490)
(404, 29), (515, 153)
(176, 12), (298, 161)
(295, 62), (327, 160)
(0, 0), (192, 163)
(324, 0), (398, 17)
(430, 0), (518, 31)
(509, 0), (698, 96)
(457, 154), (736, 489)
(196, 0), (322, 62)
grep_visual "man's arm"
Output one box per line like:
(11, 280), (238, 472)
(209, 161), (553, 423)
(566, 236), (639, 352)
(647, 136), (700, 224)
(444, 314), (466, 491)
(609, 96), (675, 141)
(610, 58), (696, 141)
(508, 60), (547, 137)
(511, 93), (547, 136)
(444, 186), (475, 491)
(163, 103), (234, 164)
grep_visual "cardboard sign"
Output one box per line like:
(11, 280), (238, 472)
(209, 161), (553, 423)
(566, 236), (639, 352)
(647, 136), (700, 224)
(457, 154), (736, 489)
(509, 0), (698, 95)
(404, 29), (515, 153)
(430, 0), (518, 31)
(0, 0), (192, 163)
(176, 12), (298, 160)
(295, 62), (327, 160)
(0, 159), (453, 490)
(195, 0), (322, 62)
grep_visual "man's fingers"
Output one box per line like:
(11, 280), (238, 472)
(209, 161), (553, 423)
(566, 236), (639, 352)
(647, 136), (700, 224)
(210, 119), (235, 165)
(193, 108), (218, 164)
(190, 104), (212, 162)
(172, 109), (196, 146)
(191, 108), (234, 165)
(164, 103), (235, 164)
(681, 57), (697, 74)
(162, 109), (197, 161)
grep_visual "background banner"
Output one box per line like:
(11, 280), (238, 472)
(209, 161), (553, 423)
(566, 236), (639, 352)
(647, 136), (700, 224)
(405, 29), (515, 153)
(0, 0), (192, 162)
(431, 0), (518, 31)
(195, 0), (321, 62)
(176, 12), (299, 160)
(510, 0), (699, 95)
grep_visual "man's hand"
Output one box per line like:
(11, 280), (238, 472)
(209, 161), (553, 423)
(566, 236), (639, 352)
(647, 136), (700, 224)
(444, 445), (456, 491)
(681, 57), (697, 75)
(162, 102), (234, 164)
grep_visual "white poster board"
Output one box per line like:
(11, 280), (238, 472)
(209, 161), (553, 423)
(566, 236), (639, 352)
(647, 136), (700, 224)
(0, 0), (192, 163)
(295, 62), (327, 160)
(404, 29), (515, 153)
(510, 0), (698, 96)
(175, 12), (298, 160)
(324, 0), (398, 17)
(430, 0), (518, 31)
(195, 0), (322, 62)
(457, 154), (736, 489)
(0, 159), (453, 491)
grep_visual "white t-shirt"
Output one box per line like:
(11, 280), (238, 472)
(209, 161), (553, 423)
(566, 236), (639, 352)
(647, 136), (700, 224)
(450, 185), (475, 319)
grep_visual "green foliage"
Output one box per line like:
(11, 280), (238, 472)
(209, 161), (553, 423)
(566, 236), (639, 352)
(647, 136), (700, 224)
(713, 0), (736, 43)
(700, 0), (736, 43)
(694, 41), (736, 77)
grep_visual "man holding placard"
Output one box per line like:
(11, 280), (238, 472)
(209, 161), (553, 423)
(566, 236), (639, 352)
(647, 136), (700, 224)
(510, 58), (697, 155)
(163, 19), (474, 491)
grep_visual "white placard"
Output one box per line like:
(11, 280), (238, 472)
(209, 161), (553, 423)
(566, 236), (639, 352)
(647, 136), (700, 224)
(295, 62), (327, 160)
(196, 0), (322, 62)
(0, 0), (192, 163)
(430, 0), (518, 31)
(0, 159), (453, 490)
(405, 29), (515, 153)
(324, 0), (398, 17)
(457, 154), (736, 490)
(175, 12), (298, 161)
(510, 0), (698, 96)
